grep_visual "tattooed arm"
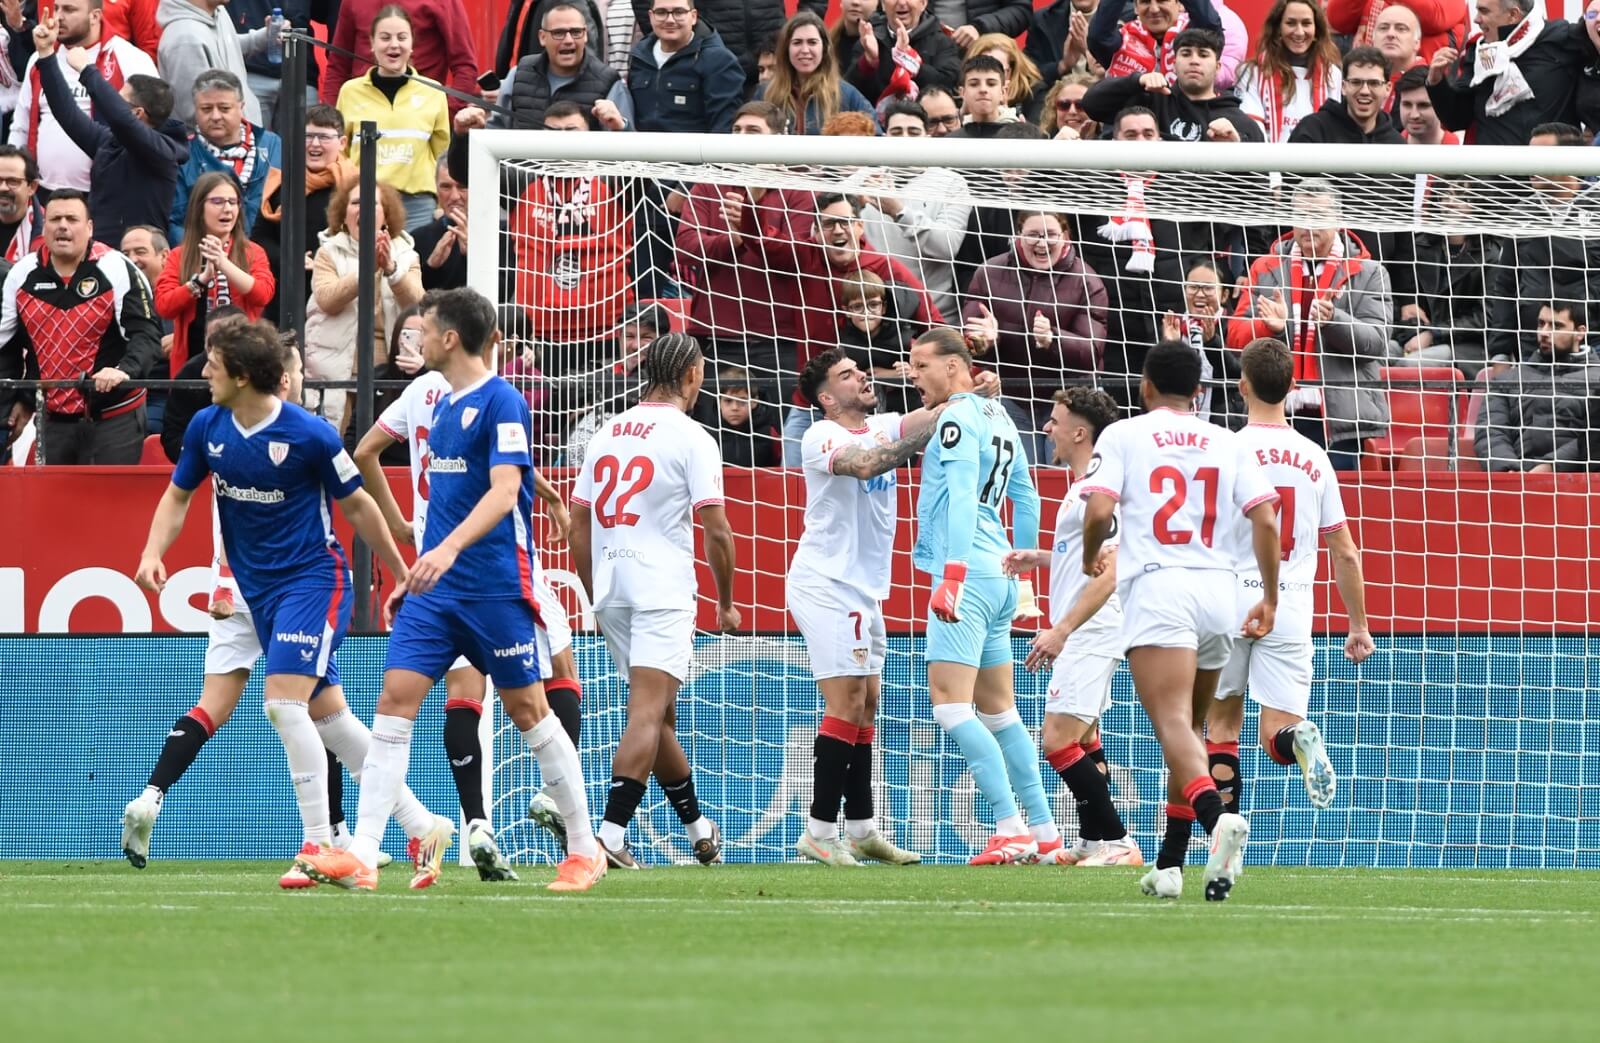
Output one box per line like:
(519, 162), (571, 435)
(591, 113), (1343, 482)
(830, 424), (936, 480)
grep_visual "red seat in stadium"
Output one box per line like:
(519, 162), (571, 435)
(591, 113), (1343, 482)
(639, 297), (689, 333)
(1396, 435), (1483, 473)
(138, 434), (168, 467)
(1362, 367), (1465, 469)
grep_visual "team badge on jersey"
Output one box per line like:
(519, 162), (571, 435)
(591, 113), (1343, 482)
(461, 407), (479, 429)
(76, 278), (98, 298)
(268, 441), (289, 466)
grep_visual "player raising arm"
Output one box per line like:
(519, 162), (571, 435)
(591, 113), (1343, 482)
(1002, 387), (1142, 867)
(134, 322), (445, 888)
(571, 333), (739, 869)
(1080, 340), (1281, 902)
(909, 328), (1063, 866)
(298, 289), (603, 893)
(1207, 339), (1374, 813)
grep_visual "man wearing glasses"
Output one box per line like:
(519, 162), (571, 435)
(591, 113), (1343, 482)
(918, 86), (962, 137)
(1288, 48), (1403, 146)
(627, 0), (744, 135)
(169, 69), (283, 243)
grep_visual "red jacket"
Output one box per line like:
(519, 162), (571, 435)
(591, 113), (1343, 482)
(1326, 0), (1471, 63)
(676, 183), (815, 343)
(506, 174), (632, 345)
(320, 0), (480, 112)
(154, 242), (276, 375)
(41, 0), (162, 55)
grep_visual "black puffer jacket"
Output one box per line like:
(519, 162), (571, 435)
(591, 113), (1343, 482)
(633, 0), (828, 81)
(1476, 347), (1600, 472)
(496, 0), (607, 77)
(932, 0), (1035, 38)
(843, 11), (964, 97)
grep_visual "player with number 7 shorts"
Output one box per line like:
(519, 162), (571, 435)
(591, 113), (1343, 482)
(1080, 341), (1282, 902)
(1206, 339), (1374, 816)
(908, 329), (1063, 866)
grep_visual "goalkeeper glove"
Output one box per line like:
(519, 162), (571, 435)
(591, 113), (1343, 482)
(930, 563), (967, 623)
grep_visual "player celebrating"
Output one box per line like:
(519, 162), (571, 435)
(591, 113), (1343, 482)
(1207, 339), (1374, 813)
(1081, 340), (1282, 901)
(135, 321), (443, 887)
(570, 333), (738, 869)
(297, 288), (604, 893)
(908, 327), (1061, 866)
(1003, 387), (1143, 868)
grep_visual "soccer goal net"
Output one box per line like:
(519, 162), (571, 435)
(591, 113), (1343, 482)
(467, 131), (1600, 869)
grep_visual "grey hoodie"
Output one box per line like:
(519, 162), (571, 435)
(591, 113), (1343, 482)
(156, 0), (268, 127)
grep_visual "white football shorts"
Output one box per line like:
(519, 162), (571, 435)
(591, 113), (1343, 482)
(204, 607), (262, 675)
(596, 605), (696, 682)
(1119, 568), (1236, 671)
(787, 576), (886, 680)
(1044, 651), (1119, 723)
(1217, 636), (1314, 717)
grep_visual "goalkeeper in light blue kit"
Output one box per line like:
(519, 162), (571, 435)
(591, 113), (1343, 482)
(908, 328), (1064, 865)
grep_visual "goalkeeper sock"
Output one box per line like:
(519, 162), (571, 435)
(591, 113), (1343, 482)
(1268, 726), (1298, 766)
(147, 707), (215, 793)
(1184, 776), (1227, 833)
(546, 678), (582, 747)
(844, 724), (876, 839)
(979, 708), (1057, 843)
(1157, 803), (1194, 870)
(1047, 743), (1102, 841)
(523, 713), (596, 859)
(315, 708), (434, 839)
(933, 703), (1024, 836)
(808, 716), (855, 840)
(600, 775), (647, 850)
(443, 699), (488, 823)
(349, 714), (413, 867)
(1208, 741), (1242, 815)
(264, 699), (331, 848)
(326, 748), (344, 832)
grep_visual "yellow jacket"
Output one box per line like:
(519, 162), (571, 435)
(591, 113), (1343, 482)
(336, 68), (451, 197)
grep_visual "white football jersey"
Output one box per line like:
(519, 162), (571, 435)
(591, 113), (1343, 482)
(1080, 407), (1276, 578)
(1230, 422), (1347, 641)
(788, 414), (904, 600)
(376, 371), (451, 544)
(572, 402), (725, 612)
(1050, 470), (1123, 655)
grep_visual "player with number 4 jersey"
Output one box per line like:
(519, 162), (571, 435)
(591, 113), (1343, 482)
(1206, 339), (1374, 815)
(908, 329), (1060, 867)
(1081, 340), (1282, 902)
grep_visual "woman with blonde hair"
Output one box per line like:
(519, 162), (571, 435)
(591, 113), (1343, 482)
(1039, 72), (1100, 139)
(755, 11), (875, 135)
(1233, 0), (1342, 143)
(304, 180), (423, 431)
(966, 32), (1044, 123)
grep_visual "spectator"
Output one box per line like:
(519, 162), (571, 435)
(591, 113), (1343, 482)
(496, 0), (607, 79)
(1427, 0), (1600, 147)
(942, 1), (1035, 50)
(847, 0), (962, 103)
(962, 207), (1107, 458)
(350, 301), (425, 462)
(1227, 179), (1393, 469)
(1039, 71), (1099, 139)
(120, 223), (169, 285)
(952, 120), (1046, 293)
(1234, 0), (1343, 143)
(0, 142), (43, 261)
(832, 266), (920, 415)
(154, 169), (273, 376)
(321, 0), (480, 116)
(627, 0), (744, 134)
(469, 1), (632, 145)
(32, 23), (185, 246)
(1369, 4), (1426, 109)
(228, 3), (327, 133)
(158, 302), (245, 462)
(1082, 27), (1262, 142)
(564, 299), (665, 465)
(1026, 0), (1103, 91)
(170, 69), (282, 243)
(99, 0), (166, 55)
(754, 12), (875, 135)
(336, 4), (450, 231)
(253, 102), (351, 323)
(1327, 0), (1468, 65)
(950, 54), (1016, 137)
(918, 83), (961, 135)
(12, 1), (157, 191)
(1088, 0), (1231, 89)
(754, 30), (779, 87)
(691, 363), (782, 466)
(1396, 63), (1457, 144)
(1160, 255), (1243, 428)
(658, 0), (827, 87)
(0, 188), (162, 463)
(1476, 300), (1599, 472)
(850, 97), (968, 320)
(413, 157), (468, 291)
(828, 0), (876, 76)
(966, 32), (1044, 123)
(156, 0), (269, 128)
(303, 179), (422, 430)
(1288, 47), (1401, 145)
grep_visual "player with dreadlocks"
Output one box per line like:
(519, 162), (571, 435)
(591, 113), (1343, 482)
(570, 334), (741, 868)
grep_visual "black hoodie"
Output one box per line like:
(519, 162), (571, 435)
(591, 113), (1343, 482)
(1287, 97), (1406, 146)
(1081, 72), (1263, 143)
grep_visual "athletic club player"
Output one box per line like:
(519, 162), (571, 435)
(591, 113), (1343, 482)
(1080, 340), (1281, 901)
(1003, 387), (1142, 867)
(298, 289), (604, 893)
(571, 333), (738, 869)
(1207, 338), (1373, 813)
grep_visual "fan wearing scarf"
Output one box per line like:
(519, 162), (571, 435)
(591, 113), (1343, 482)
(170, 68), (283, 244)
(1426, 0), (1600, 147)
(1088, 0), (1227, 86)
(1234, 0), (1343, 143)
(8, 0), (158, 193)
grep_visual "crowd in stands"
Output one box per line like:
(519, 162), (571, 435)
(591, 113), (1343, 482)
(0, 0), (1598, 476)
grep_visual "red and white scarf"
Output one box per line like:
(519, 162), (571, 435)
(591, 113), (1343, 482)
(1471, 7), (1544, 117)
(1098, 173), (1157, 273)
(28, 36), (126, 154)
(4, 197), (39, 262)
(1105, 12), (1189, 81)
(1258, 63), (1331, 144)
(1283, 236), (1356, 382)
(877, 38), (923, 107)
(200, 120), (259, 191)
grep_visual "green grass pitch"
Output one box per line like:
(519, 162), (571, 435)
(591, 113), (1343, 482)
(3, 862), (1593, 1042)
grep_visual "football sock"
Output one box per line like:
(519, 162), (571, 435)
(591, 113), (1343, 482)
(545, 678), (583, 746)
(1047, 743), (1103, 841)
(1184, 776), (1227, 834)
(1208, 741), (1242, 815)
(1269, 726), (1298, 766)
(844, 724), (876, 839)
(933, 703), (1024, 836)
(264, 699), (331, 848)
(349, 714), (413, 867)
(443, 699), (488, 823)
(808, 716), (855, 841)
(1079, 737), (1125, 838)
(1085, 735), (1107, 773)
(1157, 803), (1195, 870)
(325, 749), (344, 831)
(523, 713), (596, 858)
(599, 775), (646, 851)
(980, 708), (1056, 842)
(147, 707), (215, 794)
(315, 708), (434, 838)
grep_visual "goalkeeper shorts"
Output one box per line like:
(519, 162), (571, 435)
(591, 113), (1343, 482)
(925, 574), (1017, 670)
